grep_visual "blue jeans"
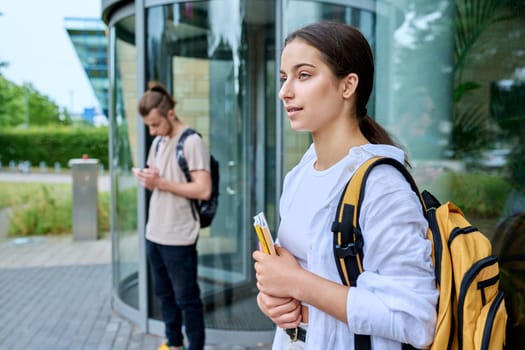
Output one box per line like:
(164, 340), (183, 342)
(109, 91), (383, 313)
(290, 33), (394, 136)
(146, 240), (205, 350)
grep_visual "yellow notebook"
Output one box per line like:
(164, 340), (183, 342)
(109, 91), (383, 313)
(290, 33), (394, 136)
(253, 212), (276, 255)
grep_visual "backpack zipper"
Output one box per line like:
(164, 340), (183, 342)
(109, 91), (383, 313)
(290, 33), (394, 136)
(448, 226), (477, 245)
(481, 291), (505, 350)
(457, 255), (498, 350)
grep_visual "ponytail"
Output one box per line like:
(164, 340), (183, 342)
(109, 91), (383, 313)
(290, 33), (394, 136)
(360, 115), (410, 167)
(138, 81), (176, 118)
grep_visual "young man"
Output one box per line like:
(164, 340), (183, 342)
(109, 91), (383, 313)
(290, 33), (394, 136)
(134, 81), (211, 350)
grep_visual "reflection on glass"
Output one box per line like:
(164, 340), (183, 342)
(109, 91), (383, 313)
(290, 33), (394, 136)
(112, 15), (139, 309)
(375, 3), (525, 324)
(374, 1), (454, 164)
(447, 0), (525, 247)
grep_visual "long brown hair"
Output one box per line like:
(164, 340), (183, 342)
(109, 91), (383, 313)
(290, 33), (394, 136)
(284, 21), (403, 150)
(138, 81), (177, 118)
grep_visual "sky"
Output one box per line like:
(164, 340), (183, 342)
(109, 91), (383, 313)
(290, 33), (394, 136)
(0, 0), (102, 114)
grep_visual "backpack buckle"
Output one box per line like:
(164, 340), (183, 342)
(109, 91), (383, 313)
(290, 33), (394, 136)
(334, 229), (363, 258)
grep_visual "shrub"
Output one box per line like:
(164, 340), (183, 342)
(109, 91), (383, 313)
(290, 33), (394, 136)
(0, 126), (109, 169)
(448, 172), (513, 218)
(8, 185), (73, 235)
(1, 182), (110, 237)
(114, 186), (138, 232)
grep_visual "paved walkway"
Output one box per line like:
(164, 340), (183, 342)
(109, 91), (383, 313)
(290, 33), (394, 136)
(0, 235), (164, 350)
(0, 170), (111, 192)
(0, 172), (275, 349)
(0, 235), (274, 350)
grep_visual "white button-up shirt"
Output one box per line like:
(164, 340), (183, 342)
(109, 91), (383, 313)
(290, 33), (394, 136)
(273, 144), (438, 349)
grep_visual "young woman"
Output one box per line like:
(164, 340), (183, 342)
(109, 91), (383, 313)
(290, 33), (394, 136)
(253, 22), (438, 350)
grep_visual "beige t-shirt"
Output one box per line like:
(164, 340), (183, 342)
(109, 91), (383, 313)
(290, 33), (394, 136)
(145, 127), (210, 246)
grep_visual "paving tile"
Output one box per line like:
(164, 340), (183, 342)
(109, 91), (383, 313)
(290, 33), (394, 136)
(0, 236), (273, 350)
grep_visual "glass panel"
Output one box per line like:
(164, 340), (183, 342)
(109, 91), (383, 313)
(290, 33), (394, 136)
(282, 1), (376, 173)
(374, 3), (525, 346)
(372, 0), (524, 230)
(111, 15), (139, 309)
(450, 5), (525, 346)
(144, 0), (275, 331)
(374, 1), (454, 167)
(373, 0), (456, 207)
(279, 5), (523, 336)
(264, 42), (278, 230)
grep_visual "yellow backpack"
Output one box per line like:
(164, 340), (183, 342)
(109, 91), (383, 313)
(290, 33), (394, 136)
(331, 157), (508, 350)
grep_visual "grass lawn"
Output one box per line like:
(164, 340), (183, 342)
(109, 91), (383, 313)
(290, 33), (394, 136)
(0, 181), (110, 236)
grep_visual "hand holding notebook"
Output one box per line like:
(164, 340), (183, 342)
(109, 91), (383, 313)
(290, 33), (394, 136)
(253, 212), (277, 255)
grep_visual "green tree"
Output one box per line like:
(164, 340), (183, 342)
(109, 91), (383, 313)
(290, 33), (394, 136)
(0, 75), (66, 127)
(60, 106), (73, 126)
(22, 83), (61, 126)
(0, 74), (25, 127)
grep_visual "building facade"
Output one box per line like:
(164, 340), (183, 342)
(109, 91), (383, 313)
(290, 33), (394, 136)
(101, 0), (525, 346)
(65, 17), (109, 117)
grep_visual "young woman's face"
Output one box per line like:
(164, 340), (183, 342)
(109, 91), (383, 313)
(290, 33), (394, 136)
(279, 39), (347, 133)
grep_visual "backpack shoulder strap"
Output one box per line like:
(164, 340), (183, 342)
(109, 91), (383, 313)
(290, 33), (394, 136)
(176, 128), (200, 182)
(176, 128), (201, 221)
(331, 157), (377, 287)
(154, 136), (163, 156)
(332, 156), (424, 350)
(332, 156), (424, 286)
